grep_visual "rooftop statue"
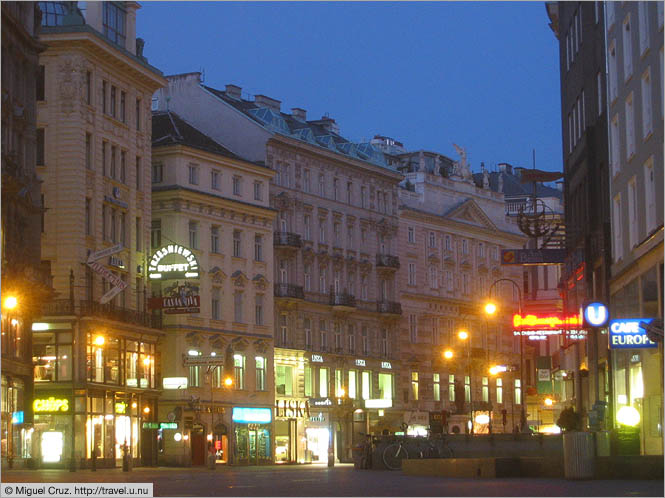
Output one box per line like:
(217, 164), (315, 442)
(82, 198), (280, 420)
(453, 143), (473, 182)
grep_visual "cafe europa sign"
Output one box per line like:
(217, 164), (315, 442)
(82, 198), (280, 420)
(275, 399), (310, 419)
(148, 244), (200, 280)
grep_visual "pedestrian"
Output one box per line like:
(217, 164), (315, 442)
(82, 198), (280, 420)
(208, 442), (216, 470)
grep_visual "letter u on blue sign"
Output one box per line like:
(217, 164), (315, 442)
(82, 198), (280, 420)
(584, 302), (609, 327)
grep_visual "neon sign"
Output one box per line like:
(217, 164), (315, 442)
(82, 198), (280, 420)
(609, 319), (657, 349)
(33, 397), (70, 413)
(513, 314), (582, 329)
(148, 244), (199, 280)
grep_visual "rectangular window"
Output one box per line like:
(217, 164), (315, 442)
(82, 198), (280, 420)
(36, 64), (45, 101)
(233, 230), (242, 257)
(378, 372), (393, 400)
(85, 133), (92, 170)
(333, 178), (339, 201)
(625, 93), (635, 159)
(641, 69), (653, 139)
(319, 220), (326, 243)
(120, 150), (126, 183)
(319, 173), (325, 196)
(319, 367), (329, 397)
(449, 375), (455, 402)
(211, 170), (220, 190)
(110, 85), (116, 117)
(255, 294), (264, 325)
(644, 157), (656, 234)
(36, 128), (44, 166)
(627, 177), (638, 248)
(462, 239), (469, 254)
(189, 221), (198, 249)
(253, 181), (262, 200)
(136, 98), (141, 131)
(252, 234), (262, 261)
(408, 226), (415, 243)
(334, 369), (344, 397)
(515, 379), (522, 405)
(152, 162), (163, 184)
(623, 14), (633, 81)
(102, 80), (107, 113)
(188, 366), (200, 387)
(233, 354), (245, 390)
(255, 357), (266, 391)
(120, 91), (126, 122)
(211, 287), (220, 320)
(210, 226), (220, 253)
(233, 176), (241, 196)
(110, 208), (117, 242)
(464, 375), (470, 402)
(276, 364), (293, 396)
(496, 378), (503, 404)
(102, 205), (107, 241)
(348, 370), (357, 399)
(445, 270), (453, 291)
(304, 365), (312, 397)
(103, 1), (127, 47)
(120, 212), (126, 247)
(110, 146), (116, 179)
(409, 314), (417, 343)
(304, 318), (312, 348)
(607, 1), (615, 29)
(234, 292), (243, 323)
(85, 198), (92, 235)
(433, 373), (440, 402)
(151, 220), (161, 249)
(408, 263), (416, 286)
(482, 377), (489, 403)
(188, 164), (199, 185)
(411, 372), (419, 401)
(610, 115), (620, 176)
(638, 2), (649, 56)
(360, 186), (367, 208)
(361, 371), (371, 400)
(303, 169), (311, 192)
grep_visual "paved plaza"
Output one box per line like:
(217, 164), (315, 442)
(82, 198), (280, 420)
(2, 464), (663, 497)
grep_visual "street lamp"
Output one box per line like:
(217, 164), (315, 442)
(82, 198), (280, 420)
(443, 349), (454, 360)
(486, 278), (527, 433)
(3, 295), (18, 310)
(457, 329), (473, 433)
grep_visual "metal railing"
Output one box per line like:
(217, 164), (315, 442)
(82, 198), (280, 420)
(274, 231), (302, 248)
(274, 283), (304, 299)
(330, 292), (356, 307)
(377, 301), (402, 315)
(376, 253), (400, 269)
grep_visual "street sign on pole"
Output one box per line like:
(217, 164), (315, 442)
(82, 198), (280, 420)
(87, 244), (124, 263)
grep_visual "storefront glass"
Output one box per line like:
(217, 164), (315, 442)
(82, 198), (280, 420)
(234, 425), (271, 464)
(305, 427), (328, 463)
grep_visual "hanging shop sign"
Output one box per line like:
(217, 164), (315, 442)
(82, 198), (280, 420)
(148, 244), (200, 280)
(609, 319), (657, 349)
(501, 249), (566, 265)
(232, 407), (272, 424)
(381, 362), (392, 369)
(87, 244), (124, 263)
(310, 397), (333, 407)
(275, 399), (310, 419)
(311, 354), (324, 363)
(33, 396), (71, 413)
(160, 422), (178, 430)
(148, 282), (200, 314)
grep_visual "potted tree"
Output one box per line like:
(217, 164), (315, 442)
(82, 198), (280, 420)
(557, 407), (594, 479)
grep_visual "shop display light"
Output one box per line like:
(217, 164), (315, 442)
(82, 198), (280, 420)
(616, 406), (640, 427)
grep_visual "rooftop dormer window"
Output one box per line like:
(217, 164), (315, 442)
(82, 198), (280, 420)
(103, 2), (126, 48)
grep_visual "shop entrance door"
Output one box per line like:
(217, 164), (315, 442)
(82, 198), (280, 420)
(235, 425), (271, 465)
(191, 427), (206, 466)
(141, 428), (156, 466)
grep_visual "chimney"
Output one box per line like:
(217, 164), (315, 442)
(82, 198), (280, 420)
(498, 162), (513, 175)
(225, 84), (242, 100)
(254, 94), (281, 112)
(291, 108), (307, 121)
(309, 115), (339, 135)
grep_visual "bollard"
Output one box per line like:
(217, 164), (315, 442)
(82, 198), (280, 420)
(91, 449), (97, 472)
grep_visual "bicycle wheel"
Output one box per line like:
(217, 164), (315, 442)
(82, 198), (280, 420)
(382, 443), (409, 470)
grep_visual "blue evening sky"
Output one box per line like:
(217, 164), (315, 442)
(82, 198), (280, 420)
(137, 1), (563, 173)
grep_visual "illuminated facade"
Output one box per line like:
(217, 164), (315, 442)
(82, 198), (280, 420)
(151, 111), (276, 466)
(393, 148), (527, 434)
(153, 75), (404, 463)
(32, 1), (166, 468)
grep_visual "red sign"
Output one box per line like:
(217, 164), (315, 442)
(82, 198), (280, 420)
(513, 313), (582, 330)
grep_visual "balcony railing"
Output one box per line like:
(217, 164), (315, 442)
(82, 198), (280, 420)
(377, 301), (402, 315)
(274, 283), (304, 299)
(79, 300), (161, 329)
(329, 292), (356, 308)
(41, 299), (75, 316)
(376, 253), (400, 269)
(274, 231), (302, 248)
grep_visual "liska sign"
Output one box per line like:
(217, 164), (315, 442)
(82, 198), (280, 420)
(609, 318), (657, 349)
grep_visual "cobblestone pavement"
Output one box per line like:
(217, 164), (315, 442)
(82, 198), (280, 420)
(3, 463), (663, 497)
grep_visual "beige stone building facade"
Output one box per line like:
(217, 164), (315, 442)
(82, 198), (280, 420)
(392, 146), (526, 434)
(33, 1), (165, 468)
(154, 75), (405, 463)
(151, 110), (276, 466)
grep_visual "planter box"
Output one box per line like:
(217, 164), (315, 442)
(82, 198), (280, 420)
(563, 432), (594, 479)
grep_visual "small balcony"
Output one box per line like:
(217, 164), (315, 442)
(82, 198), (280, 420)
(274, 283), (304, 300)
(80, 300), (162, 330)
(377, 301), (402, 315)
(329, 292), (356, 309)
(274, 231), (302, 249)
(376, 253), (400, 270)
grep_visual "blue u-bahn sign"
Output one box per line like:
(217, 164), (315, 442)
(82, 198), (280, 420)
(609, 318), (657, 349)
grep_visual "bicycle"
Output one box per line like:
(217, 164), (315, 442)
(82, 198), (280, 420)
(382, 436), (409, 470)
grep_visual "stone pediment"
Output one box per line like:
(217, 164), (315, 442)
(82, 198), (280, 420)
(209, 266), (227, 284)
(231, 270), (248, 287)
(445, 199), (497, 232)
(252, 274), (269, 290)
